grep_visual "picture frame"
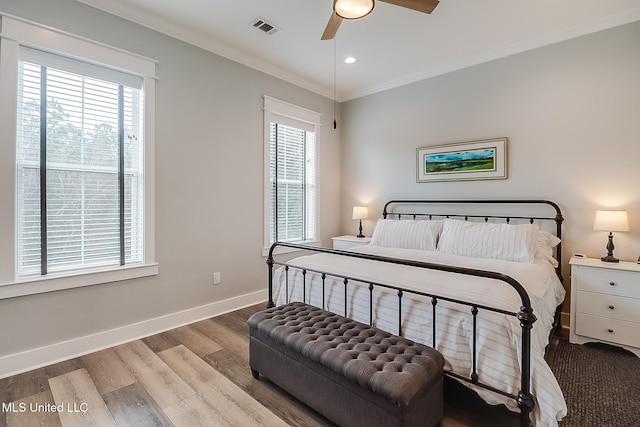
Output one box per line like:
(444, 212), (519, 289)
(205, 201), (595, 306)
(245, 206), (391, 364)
(416, 137), (507, 183)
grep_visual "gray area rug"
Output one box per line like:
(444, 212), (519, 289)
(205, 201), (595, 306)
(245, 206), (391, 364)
(549, 340), (640, 427)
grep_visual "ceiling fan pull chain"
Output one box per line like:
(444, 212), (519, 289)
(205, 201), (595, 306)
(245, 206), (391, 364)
(333, 37), (337, 129)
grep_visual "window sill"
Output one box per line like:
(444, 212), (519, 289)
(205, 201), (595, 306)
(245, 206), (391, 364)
(0, 263), (159, 300)
(261, 240), (321, 257)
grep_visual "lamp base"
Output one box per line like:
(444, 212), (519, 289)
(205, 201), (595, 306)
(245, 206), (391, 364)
(601, 232), (619, 262)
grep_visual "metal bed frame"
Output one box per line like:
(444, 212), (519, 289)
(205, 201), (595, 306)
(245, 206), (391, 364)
(266, 200), (564, 427)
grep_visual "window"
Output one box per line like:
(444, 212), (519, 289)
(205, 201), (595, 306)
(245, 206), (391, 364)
(263, 96), (321, 253)
(268, 122), (316, 243)
(0, 15), (157, 298)
(16, 49), (144, 276)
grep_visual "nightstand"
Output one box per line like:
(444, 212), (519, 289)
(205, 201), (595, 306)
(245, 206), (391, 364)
(569, 256), (640, 357)
(332, 235), (372, 250)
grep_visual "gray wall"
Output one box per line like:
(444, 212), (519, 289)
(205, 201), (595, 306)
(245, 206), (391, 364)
(340, 22), (640, 312)
(0, 0), (340, 360)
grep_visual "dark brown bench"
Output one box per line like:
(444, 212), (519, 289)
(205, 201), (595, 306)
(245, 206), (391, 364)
(248, 302), (445, 427)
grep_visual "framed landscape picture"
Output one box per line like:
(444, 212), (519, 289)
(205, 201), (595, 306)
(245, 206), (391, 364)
(416, 138), (507, 182)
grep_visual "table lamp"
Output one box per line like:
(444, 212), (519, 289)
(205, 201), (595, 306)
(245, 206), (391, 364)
(352, 206), (368, 238)
(593, 210), (629, 263)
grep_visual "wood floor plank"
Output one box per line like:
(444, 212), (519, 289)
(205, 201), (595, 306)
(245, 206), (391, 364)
(44, 358), (85, 380)
(191, 317), (248, 356)
(204, 348), (331, 427)
(48, 368), (117, 427)
(113, 340), (195, 409)
(158, 345), (288, 427)
(103, 382), (174, 427)
(165, 325), (223, 358)
(4, 368), (49, 404)
(212, 309), (256, 336)
(141, 332), (180, 354)
(232, 304), (266, 323)
(5, 390), (62, 427)
(163, 394), (235, 427)
(81, 348), (136, 396)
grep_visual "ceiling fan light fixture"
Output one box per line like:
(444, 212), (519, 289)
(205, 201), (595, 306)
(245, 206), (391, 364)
(334, 0), (374, 20)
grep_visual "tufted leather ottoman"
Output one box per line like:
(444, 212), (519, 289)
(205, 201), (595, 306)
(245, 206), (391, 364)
(248, 302), (444, 427)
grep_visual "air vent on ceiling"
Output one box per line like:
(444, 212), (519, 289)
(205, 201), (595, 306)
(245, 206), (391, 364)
(251, 17), (280, 35)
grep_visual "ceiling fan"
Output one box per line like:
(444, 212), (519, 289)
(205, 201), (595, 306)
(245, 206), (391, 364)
(321, 0), (440, 40)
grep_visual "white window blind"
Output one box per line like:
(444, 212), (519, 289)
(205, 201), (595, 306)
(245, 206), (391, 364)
(269, 123), (316, 243)
(16, 50), (144, 277)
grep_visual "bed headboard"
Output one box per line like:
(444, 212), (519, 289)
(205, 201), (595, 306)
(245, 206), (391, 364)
(382, 199), (564, 282)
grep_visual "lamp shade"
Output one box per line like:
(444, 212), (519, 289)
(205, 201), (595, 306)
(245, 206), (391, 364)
(352, 206), (368, 220)
(334, 0), (374, 19)
(593, 210), (629, 232)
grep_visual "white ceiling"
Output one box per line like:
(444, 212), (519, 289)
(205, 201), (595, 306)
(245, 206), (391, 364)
(75, 0), (640, 101)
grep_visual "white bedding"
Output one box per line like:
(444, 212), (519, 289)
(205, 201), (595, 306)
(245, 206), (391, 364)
(272, 244), (567, 427)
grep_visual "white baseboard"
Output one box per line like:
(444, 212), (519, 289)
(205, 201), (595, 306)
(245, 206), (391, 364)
(0, 289), (267, 379)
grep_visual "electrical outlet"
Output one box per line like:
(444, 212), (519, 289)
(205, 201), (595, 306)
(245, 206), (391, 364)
(213, 272), (221, 285)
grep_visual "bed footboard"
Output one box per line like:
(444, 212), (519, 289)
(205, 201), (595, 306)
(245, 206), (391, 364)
(267, 242), (537, 427)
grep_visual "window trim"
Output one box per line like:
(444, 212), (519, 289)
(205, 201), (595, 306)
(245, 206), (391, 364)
(0, 263), (159, 299)
(0, 14), (157, 299)
(262, 96), (321, 255)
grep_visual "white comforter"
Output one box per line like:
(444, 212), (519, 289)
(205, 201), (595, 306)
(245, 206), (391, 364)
(272, 244), (567, 427)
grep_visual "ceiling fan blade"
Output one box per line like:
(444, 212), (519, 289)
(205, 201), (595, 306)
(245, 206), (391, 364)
(378, 0), (439, 14)
(321, 12), (343, 40)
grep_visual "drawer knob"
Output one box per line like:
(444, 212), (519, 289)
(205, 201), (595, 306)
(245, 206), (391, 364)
(609, 281), (616, 286)
(608, 305), (615, 310)
(608, 328), (614, 333)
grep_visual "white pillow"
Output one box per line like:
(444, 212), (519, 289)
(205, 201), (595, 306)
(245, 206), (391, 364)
(536, 230), (561, 268)
(437, 219), (539, 263)
(370, 219), (442, 251)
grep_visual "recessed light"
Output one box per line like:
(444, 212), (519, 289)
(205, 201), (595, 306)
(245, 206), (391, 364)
(344, 56), (356, 64)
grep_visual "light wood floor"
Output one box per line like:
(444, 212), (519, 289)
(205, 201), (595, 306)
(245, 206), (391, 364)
(0, 303), (522, 427)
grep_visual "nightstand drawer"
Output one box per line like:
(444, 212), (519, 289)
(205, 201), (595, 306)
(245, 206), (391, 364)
(576, 290), (640, 323)
(575, 266), (640, 299)
(575, 313), (640, 348)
